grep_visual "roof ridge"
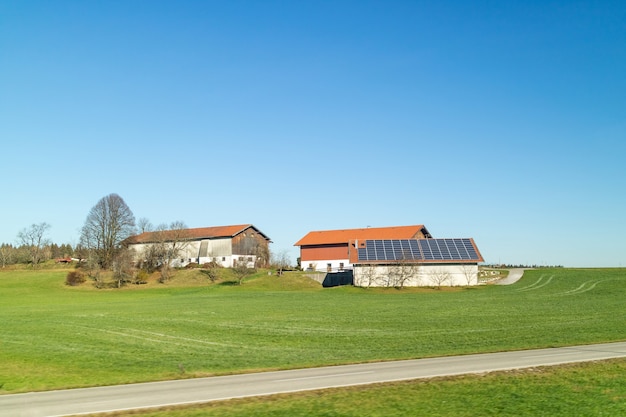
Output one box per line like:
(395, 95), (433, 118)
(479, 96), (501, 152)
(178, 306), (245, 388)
(294, 225), (430, 246)
(126, 224), (269, 244)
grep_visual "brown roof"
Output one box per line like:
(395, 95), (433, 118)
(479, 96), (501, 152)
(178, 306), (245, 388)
(294, 225), (431, 246)
(126, 224), (270, 244)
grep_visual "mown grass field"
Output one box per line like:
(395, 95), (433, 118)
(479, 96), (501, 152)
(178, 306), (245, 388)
(1, 267), (625, 397)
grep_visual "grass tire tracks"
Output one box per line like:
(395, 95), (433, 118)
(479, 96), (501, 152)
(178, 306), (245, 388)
(67, 323), (237, 350)
(558, 279), (614, 296)
(64, 324), (296, 352)
(516, 275), (555, 292)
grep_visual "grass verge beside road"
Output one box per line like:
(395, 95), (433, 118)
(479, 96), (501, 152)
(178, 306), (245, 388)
(92, 359), (626, 417)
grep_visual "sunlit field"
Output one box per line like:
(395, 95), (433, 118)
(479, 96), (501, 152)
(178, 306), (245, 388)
(1, 268), (624, 393)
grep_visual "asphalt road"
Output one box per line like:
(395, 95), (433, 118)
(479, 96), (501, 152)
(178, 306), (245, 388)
(2, 342), (625, 417)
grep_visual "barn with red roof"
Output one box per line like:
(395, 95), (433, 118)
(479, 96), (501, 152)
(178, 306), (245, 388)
(295, 225), (484, 287)
(294, 225), (432, 272)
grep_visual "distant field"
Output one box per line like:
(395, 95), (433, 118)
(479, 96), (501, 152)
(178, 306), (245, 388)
(0, 268), (625, 393)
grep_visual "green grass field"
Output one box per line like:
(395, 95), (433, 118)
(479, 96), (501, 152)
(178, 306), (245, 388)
(1, 267), (625, 397)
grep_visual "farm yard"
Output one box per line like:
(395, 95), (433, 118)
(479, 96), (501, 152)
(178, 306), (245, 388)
(1, 267), (624, 398)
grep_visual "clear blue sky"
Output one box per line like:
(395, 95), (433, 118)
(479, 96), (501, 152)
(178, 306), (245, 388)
(1, 1), (624, 267)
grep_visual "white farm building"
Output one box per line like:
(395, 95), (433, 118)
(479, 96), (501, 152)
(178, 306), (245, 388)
(124, 224), (271, 268)
(349, 238), (484, 287)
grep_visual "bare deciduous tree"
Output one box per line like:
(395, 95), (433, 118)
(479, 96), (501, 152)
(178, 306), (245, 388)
(201, 258), (221, 282)
(376, 265), (392, 287)
(254, 243), (270, 268)
(461, 264), (477, 286)
(388, 250), (419, 288)
(139, 221), (191, 282)
(233, 257), (255, 285)
(387, 264), (402, 288)
(137, 217), (154, 233)
(270, 249), (291, 275)
(430, 268), (451, 289)
(111, 248), (136, 288)
(167, 221), (191, 258)
(80, 193), (136, 269)
(358, 263), (378, 288)
(0, 244), (15, 268)
(142, 242), (165, 273)
(84, 252), (103, 287)
(17, 222), (51, 268)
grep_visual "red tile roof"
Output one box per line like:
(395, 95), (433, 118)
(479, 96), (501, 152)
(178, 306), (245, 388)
(294, 225), (431, 246)
(126, 224), (270, 244)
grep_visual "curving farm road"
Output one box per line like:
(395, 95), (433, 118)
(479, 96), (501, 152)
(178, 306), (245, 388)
(496, 268), (526, 285)
(1, 342), (626, 417)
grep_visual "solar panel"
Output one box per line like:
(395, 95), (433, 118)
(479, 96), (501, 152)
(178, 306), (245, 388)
(357, 238), (481, 263)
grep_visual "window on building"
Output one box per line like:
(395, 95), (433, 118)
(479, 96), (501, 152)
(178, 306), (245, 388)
(327, 263), (332, 272)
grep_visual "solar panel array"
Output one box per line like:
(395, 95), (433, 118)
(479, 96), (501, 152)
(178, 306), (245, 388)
(357, 238), (480, 262)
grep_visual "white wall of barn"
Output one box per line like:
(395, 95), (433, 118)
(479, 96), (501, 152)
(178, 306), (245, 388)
(302, 258), (351, 272)
(129, 238), (257, 268)
(353, 264), (478, 287)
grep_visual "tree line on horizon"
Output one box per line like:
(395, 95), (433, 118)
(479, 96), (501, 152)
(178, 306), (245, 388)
(2, 194), (194, 267)
(0, 241), (76, 268)
(1, 193), (136, 270)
